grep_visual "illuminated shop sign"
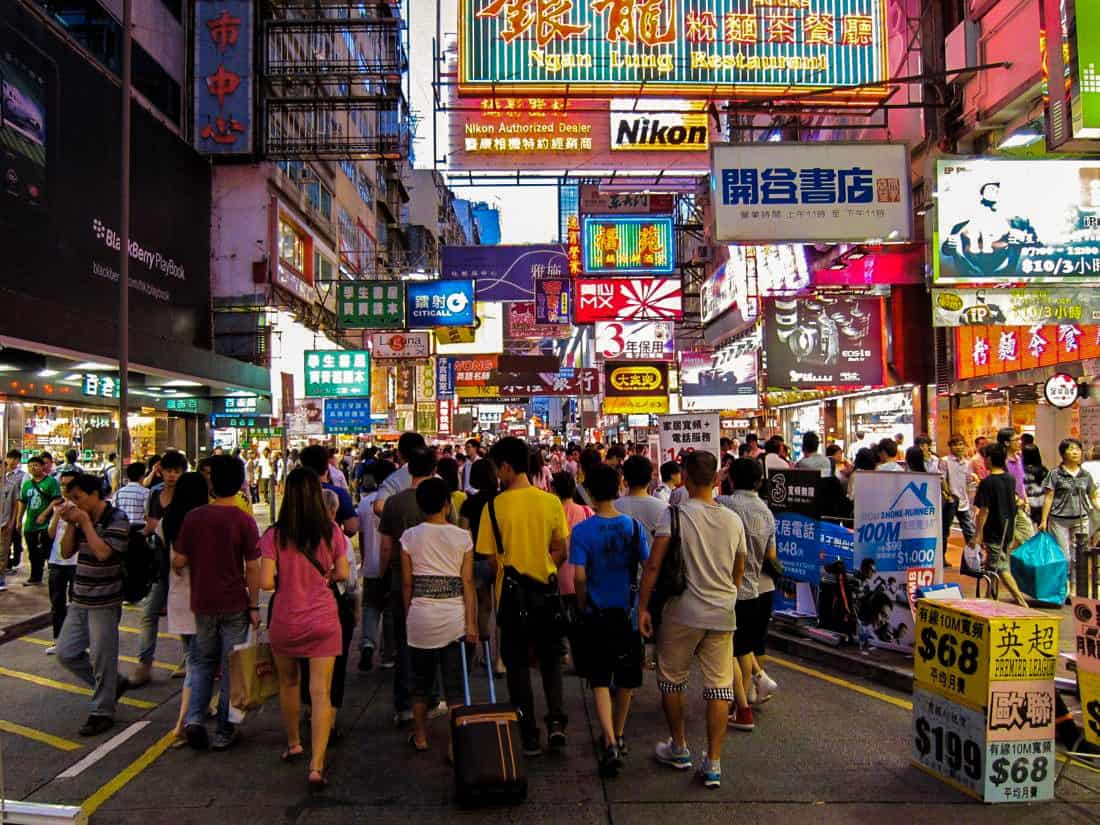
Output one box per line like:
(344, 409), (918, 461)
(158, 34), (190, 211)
(582, 215), (675, 274)
(574, 277), (684, 322)
(459, 0), (889, 101)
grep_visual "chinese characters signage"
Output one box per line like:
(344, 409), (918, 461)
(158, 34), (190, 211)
(580, 187), (676, 214)
(712, 142), (911, 242)
(459, 0), (889, 101)
(324, 397), (372, 434)
(338, 281), (404, 329)
(932, 288), (1100, 327)
(165, 397), (202, 413)
(657, 413), (720, 459)
(954, 323), (1100, 380)
(304, 350), (370, 397)
(214, 396), (260, 414)
(441, 245), (566, 302)
(505, 301), (571, 339)
(456, 368), (599, 399)
(82, 374), (119, 399)
(535, 277), (570, 324)
(595, 320), (675, 361)
(193, 1), (253, 154)
(574, 277), (683, 322)
(934, 159), (1100, 283)
(582, 215), (675, 274)
(603, 360), (670, 414)
(406, 280), (476, 327)
(369, 331), (432, 359)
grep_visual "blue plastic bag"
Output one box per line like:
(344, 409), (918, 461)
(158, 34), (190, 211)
(1010, 531), (1068, 606)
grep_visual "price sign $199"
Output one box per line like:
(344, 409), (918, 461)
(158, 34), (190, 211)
(917, 626), (980, 675)
(913, 717), (982, 781)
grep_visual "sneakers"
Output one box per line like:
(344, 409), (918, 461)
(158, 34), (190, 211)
(547, 720), (567, 749)
(78, 715), (114, 737)
(211, 728), (239, 751)
(747, 681), (758, 706)
(753, 671), (777, 704)
(522, 731), (543, 757)
(393, 710), (414, 726)
(728, 705), (755, 731)
(358, 646), (374, 672)
(380, 657), (396, 670)
(598, 743), (624, 778)
(698, 758), (722, 789)
(44, 645), (56, 655)
(427, 700), (449, 720)
(185, 724), (210, 750)
(654, 738), (692, 770)
(115, 676), (133, 701)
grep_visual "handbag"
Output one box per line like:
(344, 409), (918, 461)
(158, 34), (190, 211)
(486, 497), (563, 634)
(649, 506), (685, 628)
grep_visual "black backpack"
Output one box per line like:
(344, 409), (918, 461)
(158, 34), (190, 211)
(100, 466), (113, 500)
(95, 504), (156, 604)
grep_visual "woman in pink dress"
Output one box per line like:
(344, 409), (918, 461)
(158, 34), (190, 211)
(260, 468), (349, 791)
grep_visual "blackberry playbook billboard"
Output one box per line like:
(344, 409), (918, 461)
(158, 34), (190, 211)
(1, 5), (212, 352)
(764, 294), (884, 388)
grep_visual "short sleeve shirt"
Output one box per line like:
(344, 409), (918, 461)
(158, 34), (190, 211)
(717, 491), (776, 601)
(20, 475), (61, 532)
(568, 514), (650, 611)
(175, 504), (261, 615)
(71, 505), (130, 608)
(614, 494), (667, 538)
(476, 485), (569, 596)
(322, 482), (356, 526)
(1043, 465), (1096, 521)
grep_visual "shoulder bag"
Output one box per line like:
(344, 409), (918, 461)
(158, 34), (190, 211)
(487, 496), (564, 636)
(649, 506), (685, 629)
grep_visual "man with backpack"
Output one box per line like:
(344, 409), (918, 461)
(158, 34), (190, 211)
(638, 451), (747, 789)
(55, 474), (133, 736)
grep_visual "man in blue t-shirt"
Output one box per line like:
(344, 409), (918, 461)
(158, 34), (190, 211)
(570, 462), (650, 779)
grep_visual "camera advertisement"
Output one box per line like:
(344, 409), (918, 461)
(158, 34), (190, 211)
(679, 333), (759, 411)
(764, 294), (884, 388)
(934, 158), (1100, 283)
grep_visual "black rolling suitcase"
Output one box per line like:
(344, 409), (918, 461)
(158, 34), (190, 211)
(451, 640), (527, 806)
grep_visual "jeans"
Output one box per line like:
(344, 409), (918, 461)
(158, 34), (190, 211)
(57, 604), (122, 718)
(138, 577), (168, 666)
(942, 500), (977, 546)
(24, 528), (51, 583)
(187, 611), (250, 734)
(499, 604), (566, 738)
(266, 478), (277, 521)
(360, 577), (388, 651)
(2, 524), (20, 569)
(47, 564), (76, 638)
(1048, 516), (1088, 589)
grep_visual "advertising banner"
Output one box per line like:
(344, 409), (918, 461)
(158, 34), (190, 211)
(853, 470), (942, 578)
(765, 469), (820, 518)
(701, 244), (810, 324)
(337, 281), (404, 329)
(931, 287), (1100, 327)
(458, 0), (890, 101)
(194, 0), (253, 154)
(505, 301), (571, 340)
(406, 280), (475, 327)
(304, 350), (370, 398)
(680, 334), (759, 411)
(580, 187), (677, 215)
(933, 158), (1100, 283)
(454, 356), (498, 386)
(370, 364), (390, 416)
(1070, 0), (1100, 138)
(955, 323), (1100, 379)
(911, 687), (987, 799)
(448, 97), (711, 172)
(574, 277), (684, 322)
(595, 321), (675, 361)
(812, 246), (924, 287)
(441, 245), (566, 302)
(369, 331), (431, 359)
(712, 142), (911, 242)
(535, 277), (571, 324)
(457, 369), (598, 399)
(603, 361), (670, 414)
(764, 294), (884, 388)
(435, 302), (505, 355)
(657, 413), (720, 461)
(323, 398), (372, 434)
(582, 215), (675, 275)
(436, 356), (455, 400)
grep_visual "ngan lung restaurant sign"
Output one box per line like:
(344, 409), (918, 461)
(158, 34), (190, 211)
(459, 0), (889, 101)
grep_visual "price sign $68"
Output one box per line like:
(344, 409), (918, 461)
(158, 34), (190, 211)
(988, 754), (1049, 787)
(917, 627), (980, 675)
(914, 717), (982, 780)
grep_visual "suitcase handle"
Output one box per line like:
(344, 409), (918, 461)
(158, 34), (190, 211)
(458, 638), (496, 706)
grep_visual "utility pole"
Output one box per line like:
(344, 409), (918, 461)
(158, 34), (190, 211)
(118, 0), (132, 464)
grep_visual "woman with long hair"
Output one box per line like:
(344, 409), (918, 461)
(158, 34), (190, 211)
(164, 472), (216, 746)
(436, 456), (466, 516)
(260, 467), (349, 791)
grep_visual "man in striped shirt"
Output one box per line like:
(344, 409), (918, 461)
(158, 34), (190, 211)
(113, 462), (150, 528)
(56, 474), (132, 736)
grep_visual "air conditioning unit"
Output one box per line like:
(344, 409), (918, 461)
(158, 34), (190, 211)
(945, 19), (980, 84)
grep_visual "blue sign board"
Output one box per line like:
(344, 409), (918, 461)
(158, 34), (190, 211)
(441, 245), (567, 302)
(773, 513), (854, 612)
(406, 280), (476, 328)
(193, 0), (253, 154)
(323, 398), (372, 434)
(437, 357), (455, 400)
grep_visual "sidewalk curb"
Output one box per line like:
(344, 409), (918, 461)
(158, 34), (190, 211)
(767, 628), (915, 694)
(0, 610), (52, 646)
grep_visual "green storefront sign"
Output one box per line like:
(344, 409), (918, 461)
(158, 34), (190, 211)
(1072, 0), (1100, 137)
(459, 0), (888, 100)
(166, 397), (200, 412)
(338, 281), (405, 329)
(304, 350), (371, 397)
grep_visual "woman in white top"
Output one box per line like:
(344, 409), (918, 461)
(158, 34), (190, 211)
(400, 478), (477, 754)
(163, 472), (215, 746)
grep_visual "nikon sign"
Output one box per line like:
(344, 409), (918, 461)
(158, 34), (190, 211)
(611, 108), (708, 152)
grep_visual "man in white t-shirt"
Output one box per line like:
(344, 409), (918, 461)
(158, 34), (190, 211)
(639, 451), (746, 790)
(43, 469), (81, 654)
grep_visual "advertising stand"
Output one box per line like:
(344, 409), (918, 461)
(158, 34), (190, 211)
(912, 599), (1060, 802)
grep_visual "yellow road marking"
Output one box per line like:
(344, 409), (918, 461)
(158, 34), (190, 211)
(118, 625), (181, 641)
(80, 729), (177, 819)
(0, 719), (81, 751)
(0, 666), (157, 709)
(18, 637), (178, 672)
(769, 656), (1100, 776)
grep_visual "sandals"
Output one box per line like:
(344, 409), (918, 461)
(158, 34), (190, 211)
(407, 733), (429, 752)
(281, 745), (304, 763)
(308, 769), (328, 792)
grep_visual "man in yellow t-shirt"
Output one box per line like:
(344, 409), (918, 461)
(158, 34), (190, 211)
(476, 437), (568, 757)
